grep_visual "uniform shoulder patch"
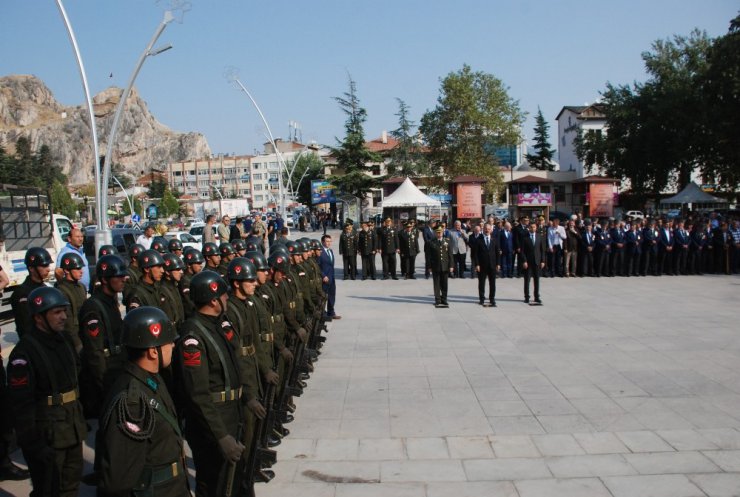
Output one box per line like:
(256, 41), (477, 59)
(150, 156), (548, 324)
(10, 358), (27, 366)
(183, 338), (199, 347)
(182, 350), (201, 367)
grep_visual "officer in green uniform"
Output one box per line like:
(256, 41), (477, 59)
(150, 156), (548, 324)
(6, 287), (87, 496)
(368, 221), (379, 277)
(217, 242), (236, 279)
(426, 226), (454, 307)
(338, 223), (358, 280)
(181, 248), (204, 318)
(399, 221), (420, 279)
(225, 258), (276, 485)
(161, 253), (186, 331)
(126, 250), (166, 312)
(357, 222), (376, 280)
(123, 244), (145, 307)
(10, 247), (52, 338)
(79, 255), (127, 418)
(202, 242), (221, 273)
(97, 307), (189, 497)
(54, 252), (88, 355)
(379, 217), (400, 279)
(176, 270), (245, 496)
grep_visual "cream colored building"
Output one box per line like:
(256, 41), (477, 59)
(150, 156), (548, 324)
(167, 154), (253, 202)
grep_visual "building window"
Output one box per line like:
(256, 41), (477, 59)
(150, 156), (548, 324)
(254, 184), (263, 191)
(371, 165), (381, 175)
(255, 195), (263, 201)
(200, 192), (209, 198)
(269, 173), (278, 180)
(253, 173), (262, 180)
(561, 136), (566, 147)
(568, 116), (572, 126)
(253, 163), (260, 170)
(198, 169), (209, 176)
(554, 184), (565, 203)
(173, 171), (182, 176)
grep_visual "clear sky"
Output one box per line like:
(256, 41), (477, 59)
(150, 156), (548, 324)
(1, 1), (737, 157)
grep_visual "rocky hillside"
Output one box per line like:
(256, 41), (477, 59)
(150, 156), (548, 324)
(0, 74), (211, 185)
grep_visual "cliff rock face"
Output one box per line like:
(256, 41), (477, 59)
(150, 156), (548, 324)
(0, 74), (211, 185)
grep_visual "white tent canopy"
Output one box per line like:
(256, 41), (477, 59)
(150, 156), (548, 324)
(381, 177), (441, 208)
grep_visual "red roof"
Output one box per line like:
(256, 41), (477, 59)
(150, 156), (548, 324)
(573, 175), (620, 184)
(365, 136), (400, 152)
(509, 175), (554, 184)
(451, 175), (487, 183)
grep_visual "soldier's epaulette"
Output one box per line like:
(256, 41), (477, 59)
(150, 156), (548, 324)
(101, 385), (156, 441)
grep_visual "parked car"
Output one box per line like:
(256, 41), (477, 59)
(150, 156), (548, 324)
(188, 223), (219, 243)
(83, 227), (141, 266)
(625, 210), (645, 220)
(165, 231), (201, 251)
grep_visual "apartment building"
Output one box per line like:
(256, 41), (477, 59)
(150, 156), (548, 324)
(166, 154), (253, 201)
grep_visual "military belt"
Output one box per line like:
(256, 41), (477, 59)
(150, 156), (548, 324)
(103, 345), (122, 357)
(47, 388), (78, 406)
(238, 345), (256, 357)
(261, 333), (274, 343)
(151, 461), (182, 484)
(270, 316), (274, 323)
(211, 386), (243, 403)
(289, 301), (296, 309)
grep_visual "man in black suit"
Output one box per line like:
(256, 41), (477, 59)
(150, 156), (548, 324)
(657, 219), (675, 275)
(425, 226), (454, 307)
(474, 223), (500, 307)
(521, 222), (546, 304)
(512, 215), (530, 278)
(580, 220), (596, 277)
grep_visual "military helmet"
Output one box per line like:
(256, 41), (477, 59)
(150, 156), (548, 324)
(129, 244), (146, 260)
(268, 252), (291, 273)
(310, 239), (321, 251)
(59, 252), (85, 271)
(121, 307), (176, 349)
(231, 239), (246, 252)
(138, 249), (165, 269)
(162, 252), (185, 271)
(202, 242), (220, 258)
(270, 245), (290, 260)
(150, 237), (169, 254)
(168, 238), (184, 252)
(96, 254), (128, 280)
(245, 241), (259, 252)
(245, 251), (269, 271)
(190, 270), (228, 306)
(227, 257), (257, 282)
(28, 286), (69, 315)
(219, 242), (235, 256)
(285, 240), (303, 255)
(24, 247), (53, 268)
(98, 245), (117, 257)
(184, 249), (205, 265)
(297, 240), (310, 254)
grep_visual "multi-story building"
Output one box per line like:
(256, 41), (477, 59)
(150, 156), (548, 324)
(556, 104), (607, 177)
(250, 139), (316, 210)
(166, 154), (253, 201)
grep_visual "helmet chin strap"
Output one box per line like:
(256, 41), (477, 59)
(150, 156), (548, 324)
(216, 296), (226, 317)
(155, 345), (164, 372)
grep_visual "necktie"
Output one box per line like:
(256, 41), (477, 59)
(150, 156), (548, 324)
(485, 236), (489, 248)
(531, 233), (535, 244)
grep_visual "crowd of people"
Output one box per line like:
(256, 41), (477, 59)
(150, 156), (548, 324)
(1, 229), (333, 496)
(333, 212), (740, 306)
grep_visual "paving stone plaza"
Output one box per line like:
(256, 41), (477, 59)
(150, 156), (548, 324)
(2, 239), (740, 496)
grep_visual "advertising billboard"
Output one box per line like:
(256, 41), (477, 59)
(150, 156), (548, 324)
(456, 183), (482, 219)
(311, 180), (337, 205)
(517, 193), (552, 206)
(588, 183), (614, 217)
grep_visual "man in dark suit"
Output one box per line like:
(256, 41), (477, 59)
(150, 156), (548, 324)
(319, 234), (340, 319)
(625, 222), (643, 276)
(512, 215), (530, 278)
(521, 222), (546, 304)
(474, 223), (500, 307)
(673, 219), (690, 275)
(580, 220), (596, 277)
(657, 219), (675, 275)
(610, 221), (626, 276)
(425, 226), (454, 307)
(498, 221), (515, 278)
(642, 219), (659, 276)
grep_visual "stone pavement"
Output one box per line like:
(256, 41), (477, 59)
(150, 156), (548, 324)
(258, 266), (740, 497)
(2, 239), (740, 496)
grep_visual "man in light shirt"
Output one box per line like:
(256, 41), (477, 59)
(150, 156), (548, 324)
(135, 224), (156, 250)
(546, 218), (566, 277)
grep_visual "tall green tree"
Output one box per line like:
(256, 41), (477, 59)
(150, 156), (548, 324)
(420, 64), (524, 201)
(50, 180), (77, 219)
(121, 196), (143, 217)
(284, 153), (325, 206)
(387, 98), (431, 177)
(525, 108), (555, 171)
(700, 13), (740, 189)
(575, 29), (716, 195)
(328, 75), (382, 219)
(159, 187), (180, 218)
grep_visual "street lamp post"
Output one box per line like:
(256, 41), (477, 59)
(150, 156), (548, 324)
(99, 9), (178, 251)
(211, 185), (224, 218)
(110, 175), (135, 220)
(55, 0), (103, 238)
(225, 69), (288, 220)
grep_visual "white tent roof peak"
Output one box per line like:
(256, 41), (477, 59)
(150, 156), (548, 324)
(381, 177), (441, 208)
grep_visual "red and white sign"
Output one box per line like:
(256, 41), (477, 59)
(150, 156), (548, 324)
(456, 183), (482, 219)
(517, 193), (552, 206)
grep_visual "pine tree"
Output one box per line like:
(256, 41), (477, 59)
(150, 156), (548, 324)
(526, 108), (555, 171)
(388, 98), (430, 177)
(328, 75), (382, 220)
